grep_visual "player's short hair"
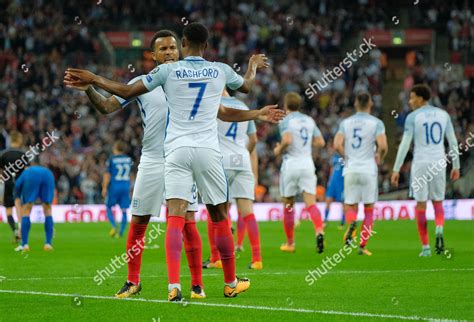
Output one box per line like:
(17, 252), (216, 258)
(284, 92), (302, 111)
(410, 84), (431, 101)
(355, 92), (371, 109)
(150, 29), (180, 51)
(113, 141), (127, 154)
(10, 131), (23, 146)
(183, 22), (209, 47)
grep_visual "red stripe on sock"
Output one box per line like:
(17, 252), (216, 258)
(283, 206), (295, 245)
(433, 202), (445, 227)
(214, 219), (236, 284)
(415, 209), (429, 246)
(236, 213), (245, 247)
(308, 204), (323, 234)
(165, 216), (185, 284)
(184, 220), (203, 288)
(126, 222), (148, 285)
(244, 214), (261, 262)
(360, 207), (374, 247)
(207, 215), (220, 262)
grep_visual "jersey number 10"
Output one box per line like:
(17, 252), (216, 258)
(422, 122), (442, 145)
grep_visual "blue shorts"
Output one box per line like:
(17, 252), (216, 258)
(325, 180), (344, 202)
(106, 187), (130, 209)
(20, 170), (55, 204)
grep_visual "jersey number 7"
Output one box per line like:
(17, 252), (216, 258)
(188, 82), (208, 120)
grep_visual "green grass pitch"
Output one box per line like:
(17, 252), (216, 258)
(0, 219), (473, 321)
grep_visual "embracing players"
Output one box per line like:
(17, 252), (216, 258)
(334, 92), (387, 256)
(274, 92), (325, 254)
(65, 23), (284, 300)
(391, 84), (460, 257)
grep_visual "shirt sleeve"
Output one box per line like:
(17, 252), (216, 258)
(217, 63), (244, 90)
(393, 114), (414, 172)
(106, 159), (112, 174)
(143, 64), (172, 92)
(247, 121), (257, 135)
(114, 76), (143, 108)
(376, 119), (386, 136)
(445, 117), (460, 169)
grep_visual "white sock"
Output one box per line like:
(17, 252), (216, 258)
(168, 283), (181, 292)
(225, 279), (237, 288)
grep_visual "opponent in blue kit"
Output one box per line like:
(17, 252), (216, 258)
(103, 141), (133, 237)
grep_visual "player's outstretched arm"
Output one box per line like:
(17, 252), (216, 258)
(217, 104), (284, 123)
(64, 68), (149, 100)
(237, 54), (270, 93)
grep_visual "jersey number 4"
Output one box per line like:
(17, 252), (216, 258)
(188, 82), (208, 120)
(226, 122), (238, 141)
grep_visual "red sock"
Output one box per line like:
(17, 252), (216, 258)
(213, 219), (236, 284)
(283, 206), (295, 245)
(184, 220), (203, 288)
(433, 202), (445, 227)
(243, 214), (261, 262)
(236, 213), (245, 247)
(415, 209), (429, 246)
(346, 208), (358, 225)
(308, 204), (323, 234)
(165, 216), (185, 284)
(207, 215), (220, 262)
(126, 222), (148, 285)
(360, 207), (374, 248)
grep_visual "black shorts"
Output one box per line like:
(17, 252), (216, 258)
(3, 180), (15, 208)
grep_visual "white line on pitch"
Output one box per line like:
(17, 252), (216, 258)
(5, 268), (474, 281)
(0, 289), (448, 321)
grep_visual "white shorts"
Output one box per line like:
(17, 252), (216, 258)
(225, 169), (255, 200)
(165, 147), (228, 205)
(131, 160), (197, 217)
(279, 168), (317, 198)
(409, 163), (446, 202)
(343, 173), (378, 204)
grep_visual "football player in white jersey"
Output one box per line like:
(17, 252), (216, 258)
(64, 22), (284, 301)
(391, 84), (460, 257)
(274, 92), (326, 254)
(65, 30), (205, 299)
(334, 92), (387, 256)
(215, 90), (263, 270)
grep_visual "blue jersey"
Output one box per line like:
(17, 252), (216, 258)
(326, 153), (344, 201)
(15, 165), (55, 204)
(106, 154), (132, 191)
(330, 153), (344, 183)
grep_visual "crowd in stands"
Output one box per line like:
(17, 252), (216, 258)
(1, 0), (470, 204)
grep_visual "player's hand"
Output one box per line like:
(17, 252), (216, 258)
(390, 172), (400, 187)
(64, 68), (97, 88)
(257, 104), (286, 123)
(249, 54), (270, 69)
(450, 169), (460, 181)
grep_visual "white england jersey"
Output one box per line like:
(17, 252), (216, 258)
(337, 112), (385, 176)
(403, 105), (454, 164)
(218, 97), (256, 171)
(278, 111), (322, 171)
(115, 75), (167, 162)
(142, 56), (244, 156)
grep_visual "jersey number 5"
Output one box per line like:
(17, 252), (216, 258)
(188, 83), (208, 120)
(351, 128), (362, 149)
